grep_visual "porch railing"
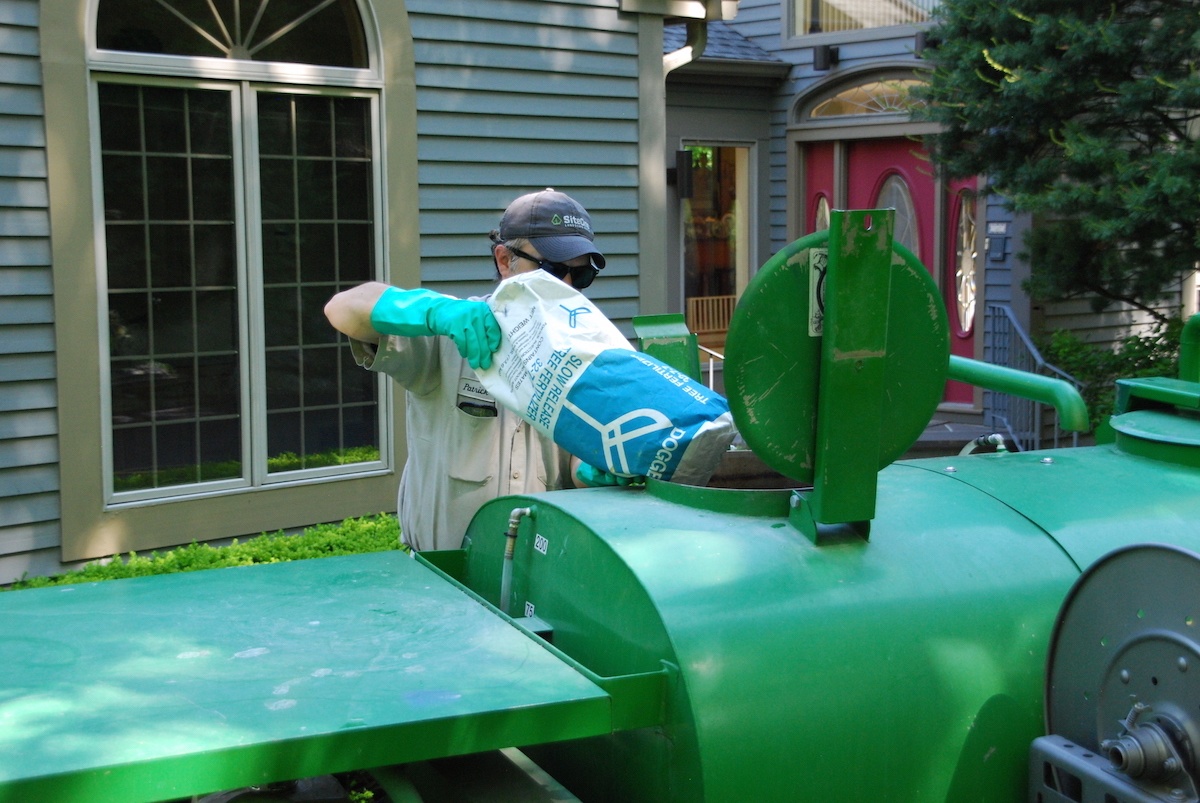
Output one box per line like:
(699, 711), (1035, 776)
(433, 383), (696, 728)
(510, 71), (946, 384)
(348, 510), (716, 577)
(984, 303), (1082, 451)
(686, 295), (737, 335)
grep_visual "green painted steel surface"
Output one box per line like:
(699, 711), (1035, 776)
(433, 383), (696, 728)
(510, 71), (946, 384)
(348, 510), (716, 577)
(1182, 314), (1200, 382)
(633, 313), (702, 382)
(810, 210), (895, 523)
(724, 226), (948, 487)
(902, 444), (1200, 572)
(947, 355), (1090, 433)
(453, 476), (1083, 801)
(0, 552), (610, 802)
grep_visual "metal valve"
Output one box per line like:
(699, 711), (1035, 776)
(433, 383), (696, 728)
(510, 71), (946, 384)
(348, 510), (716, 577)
(1101, 704), (1189, 781)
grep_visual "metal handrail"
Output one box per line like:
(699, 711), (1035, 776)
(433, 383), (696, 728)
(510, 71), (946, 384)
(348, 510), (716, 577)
(698, 344), (725, 389)
(984, 303), (1083, 451)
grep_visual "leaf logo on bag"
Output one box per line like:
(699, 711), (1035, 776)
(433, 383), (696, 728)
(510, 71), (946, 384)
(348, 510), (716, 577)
(561, 397), (675, 476)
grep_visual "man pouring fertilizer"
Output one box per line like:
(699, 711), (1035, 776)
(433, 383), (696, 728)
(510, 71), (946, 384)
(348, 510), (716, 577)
(325, 189), (734, 552)
(326, 190), (620, 552)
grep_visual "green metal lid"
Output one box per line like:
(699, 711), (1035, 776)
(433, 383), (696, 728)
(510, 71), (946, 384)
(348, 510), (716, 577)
(1111, 408), (1200, 467)
(723, 227), (949, 485)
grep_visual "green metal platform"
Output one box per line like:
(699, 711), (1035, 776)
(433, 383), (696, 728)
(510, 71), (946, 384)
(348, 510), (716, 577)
(0, 552), (611, 802)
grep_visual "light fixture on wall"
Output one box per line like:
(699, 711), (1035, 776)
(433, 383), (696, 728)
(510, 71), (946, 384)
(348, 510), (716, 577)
(668, 150), (694, 197)
(914, 30), (930, 58)
(813, 44), (840, 72)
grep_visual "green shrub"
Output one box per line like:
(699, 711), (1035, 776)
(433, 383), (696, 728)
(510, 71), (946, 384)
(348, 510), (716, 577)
(5, 514), (402, 591)
(1039, 321), (1182, 430)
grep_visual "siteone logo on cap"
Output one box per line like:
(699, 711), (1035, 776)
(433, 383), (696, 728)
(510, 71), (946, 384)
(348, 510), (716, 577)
(555, 212), (592, 234)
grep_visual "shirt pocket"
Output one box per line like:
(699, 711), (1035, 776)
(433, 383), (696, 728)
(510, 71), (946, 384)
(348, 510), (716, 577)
(446, 408), (498, 485)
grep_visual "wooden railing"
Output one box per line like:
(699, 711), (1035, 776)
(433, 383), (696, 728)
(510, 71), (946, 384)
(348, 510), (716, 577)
(686, 295), (735, 389)
(686, 295), (737, 334)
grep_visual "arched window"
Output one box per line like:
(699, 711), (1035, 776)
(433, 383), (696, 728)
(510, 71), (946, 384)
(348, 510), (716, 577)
(874, 174), (919, 255)
(92, 0), (385, 500)
(953, 192), (978, 336)
(809, 80), (925, 120)
(96, 1), (369, 66)
(813, 195), (831, 232)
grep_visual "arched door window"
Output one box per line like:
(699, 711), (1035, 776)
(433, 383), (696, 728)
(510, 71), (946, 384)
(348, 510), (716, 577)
(809, 79), (925, 119)
(813, 195), (831, 232)
(93, 0), (384, 500)
(874, 173), (919, 255)
(953, 192), (978, 336)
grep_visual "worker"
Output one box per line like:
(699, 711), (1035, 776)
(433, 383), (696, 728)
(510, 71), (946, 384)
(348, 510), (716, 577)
(324, 189), (621, 552)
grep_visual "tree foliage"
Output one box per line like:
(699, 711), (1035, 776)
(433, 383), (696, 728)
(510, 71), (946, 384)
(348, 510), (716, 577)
(914, 0), (1200, 323)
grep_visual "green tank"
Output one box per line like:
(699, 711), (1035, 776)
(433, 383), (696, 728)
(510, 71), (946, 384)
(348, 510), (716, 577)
(422, 212), (1200, 801)
(444, 418), (1200, 801)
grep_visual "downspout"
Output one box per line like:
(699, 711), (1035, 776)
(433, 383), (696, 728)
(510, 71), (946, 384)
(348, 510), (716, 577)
(663, 19), (709, 75)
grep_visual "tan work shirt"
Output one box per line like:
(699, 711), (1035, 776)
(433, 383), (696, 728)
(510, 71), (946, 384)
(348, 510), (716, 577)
(352, 332), (568, 552)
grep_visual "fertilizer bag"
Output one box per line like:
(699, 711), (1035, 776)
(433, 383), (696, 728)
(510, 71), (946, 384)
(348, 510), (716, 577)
(477, 271), (736, 485)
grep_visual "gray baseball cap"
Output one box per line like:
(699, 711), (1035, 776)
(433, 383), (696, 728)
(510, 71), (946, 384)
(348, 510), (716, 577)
(498, 188), (606, 268)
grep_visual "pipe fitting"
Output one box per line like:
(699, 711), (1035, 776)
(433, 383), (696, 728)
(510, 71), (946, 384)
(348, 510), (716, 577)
(1103, 722), (1178, 779)
(500, 507), (534, 614)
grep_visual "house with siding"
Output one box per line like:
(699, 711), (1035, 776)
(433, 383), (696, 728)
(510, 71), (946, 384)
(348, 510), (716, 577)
(4, 0), (1189, 583)
(0, 0), (740, 583)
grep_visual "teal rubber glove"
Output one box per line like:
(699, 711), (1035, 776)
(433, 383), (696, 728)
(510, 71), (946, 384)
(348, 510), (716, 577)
(370, 287), (502, 370)
(575, 462), (643, 488)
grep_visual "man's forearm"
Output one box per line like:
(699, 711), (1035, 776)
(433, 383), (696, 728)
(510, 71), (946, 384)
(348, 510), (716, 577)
(324, 282), (389, 343)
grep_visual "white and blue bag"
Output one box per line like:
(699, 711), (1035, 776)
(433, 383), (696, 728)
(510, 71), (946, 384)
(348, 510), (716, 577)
(477, 271), (736, 485)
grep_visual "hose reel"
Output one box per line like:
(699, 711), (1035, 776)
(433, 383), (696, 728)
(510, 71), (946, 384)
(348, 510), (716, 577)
(1031, 544), (1200, 802)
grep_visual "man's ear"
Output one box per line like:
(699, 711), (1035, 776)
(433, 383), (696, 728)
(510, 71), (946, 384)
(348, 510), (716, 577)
(494, 243), (514, 279)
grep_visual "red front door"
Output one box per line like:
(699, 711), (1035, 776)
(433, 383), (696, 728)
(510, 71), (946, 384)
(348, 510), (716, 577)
(804, 137), (977, 404)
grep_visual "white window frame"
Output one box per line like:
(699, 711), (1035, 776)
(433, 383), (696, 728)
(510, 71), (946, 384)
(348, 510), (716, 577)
(89, 18), (391, 505)
(43, 0), (416, 562)
(785, 0), (938, 46)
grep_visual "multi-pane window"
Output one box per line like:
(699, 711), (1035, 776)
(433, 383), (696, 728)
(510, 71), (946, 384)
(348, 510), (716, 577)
(257, 93), (378, 475)
(793, 0), (939, 37)
(95, 0), (382, 500)
(102, 85), (243, 491)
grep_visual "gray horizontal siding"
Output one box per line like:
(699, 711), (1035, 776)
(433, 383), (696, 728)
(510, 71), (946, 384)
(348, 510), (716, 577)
(0, 114), (45, 147)
(0, 264), (51, 293)
(0, 21), (36, 55)
(1040, 298), (1176, 348)
(0, 322), (53, 353)
(0, 434), (56, 469)
(0, 521), (59, 555)
(0, 406), (55, 438)
(0, 0), (59, 566)
(0, 144), (45, 177)
(0, 0), (36, 26)
(408, 0), (641, 329)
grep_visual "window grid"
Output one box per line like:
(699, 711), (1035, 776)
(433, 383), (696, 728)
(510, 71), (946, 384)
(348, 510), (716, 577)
(103, 84), (243, 492)
(795, 0), (939, 36)
(258, 92), (377, 473)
